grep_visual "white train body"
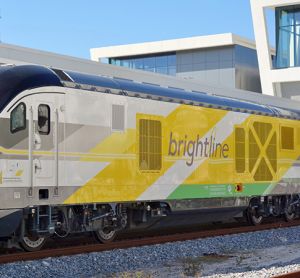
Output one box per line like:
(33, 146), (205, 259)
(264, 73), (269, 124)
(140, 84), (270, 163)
(1, 64), (300, 250)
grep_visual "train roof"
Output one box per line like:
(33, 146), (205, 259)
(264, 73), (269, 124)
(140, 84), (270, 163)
(0, 64), (300, 119)
(0, 65), (62, 112)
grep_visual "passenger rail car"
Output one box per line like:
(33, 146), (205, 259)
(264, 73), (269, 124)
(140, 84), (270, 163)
(0, 65), (300, 251)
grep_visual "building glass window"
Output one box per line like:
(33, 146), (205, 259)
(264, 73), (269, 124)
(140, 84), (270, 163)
(155, 56), (168, 67)
(167, 55), (176, 66)
(276, 5), (300, 68)
(143, 57), (155, 70)
(168, 66), (176, 75)
(156, 67), (168, 75)
(109, 53), (176, 76)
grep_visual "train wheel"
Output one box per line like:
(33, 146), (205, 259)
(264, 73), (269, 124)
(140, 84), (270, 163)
(94, 227), (117, 243)
(284, 196), (296, 222)
(20, 235), (46, 252)
(247, 208), (263, 226)
(284, 207), (296, 222)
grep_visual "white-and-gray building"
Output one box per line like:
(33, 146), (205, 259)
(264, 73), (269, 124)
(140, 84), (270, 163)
(251, 0), (300, 99)
(91, 33), (264, 94)
(1, 0), (300, 101)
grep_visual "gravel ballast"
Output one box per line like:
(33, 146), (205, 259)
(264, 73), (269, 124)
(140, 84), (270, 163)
(1, 226), (300, 277)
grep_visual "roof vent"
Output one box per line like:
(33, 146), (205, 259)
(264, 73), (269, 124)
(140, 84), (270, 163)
(51, 68), (74, 82)
(168, 86), (185, 91)
(113, 77), (133, 82)
(142, 82), (160, 87)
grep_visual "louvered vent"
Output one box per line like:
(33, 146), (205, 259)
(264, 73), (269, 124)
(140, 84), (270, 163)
(281, 126), (294, 150)
(267, 133), (277, 173)
(139, 119), (162, 171)
(250, 122), (277, 181)
(235, 127), (245, 173)
(297, 128), (300, 145)
(254, 158), (273, 181)
(249, 129), (260, 173)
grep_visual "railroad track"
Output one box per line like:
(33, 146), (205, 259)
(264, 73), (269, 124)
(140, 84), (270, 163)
(0, 220), (300, 265)
(273, 271), (300, 278)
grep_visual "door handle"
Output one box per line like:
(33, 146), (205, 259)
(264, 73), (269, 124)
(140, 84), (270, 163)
(34, 159), (42, 174)
(34, 164), (41, 173)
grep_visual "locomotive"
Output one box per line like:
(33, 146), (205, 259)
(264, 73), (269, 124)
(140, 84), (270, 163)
(0, 64), (299, 251)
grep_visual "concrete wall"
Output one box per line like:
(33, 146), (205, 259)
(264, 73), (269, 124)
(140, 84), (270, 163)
(235, 45), (262, 93)
(280, 81), (300, 98)
(176, 47), (235, 89)
(176, 46), (261, 93)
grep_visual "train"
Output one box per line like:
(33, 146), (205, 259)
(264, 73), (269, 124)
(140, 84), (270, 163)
(0, 64), (299, 251)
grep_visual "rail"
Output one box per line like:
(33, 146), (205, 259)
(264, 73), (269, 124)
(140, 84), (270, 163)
(0, 220), (299, 264)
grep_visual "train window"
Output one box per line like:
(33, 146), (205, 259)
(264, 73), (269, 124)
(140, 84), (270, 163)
(38, 104), (50, 135)
(139, 119), (162, 172)
(281, 126), (294, 150)
(112, 104), (125, 131)
(235, 127), (245, 173)
(10, 102), (26, 133)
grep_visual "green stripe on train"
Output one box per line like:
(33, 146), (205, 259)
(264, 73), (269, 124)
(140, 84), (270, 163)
(167, 183), (272, 199)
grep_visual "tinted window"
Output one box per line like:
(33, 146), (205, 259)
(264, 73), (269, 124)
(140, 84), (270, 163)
(10, 103), (26, 133)
(109, 53), (176, 76)
(38, 104), (50, 135)
(276, 5), (300, 68)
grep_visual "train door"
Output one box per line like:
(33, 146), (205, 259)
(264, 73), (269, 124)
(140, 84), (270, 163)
(28, 98), (64, 198)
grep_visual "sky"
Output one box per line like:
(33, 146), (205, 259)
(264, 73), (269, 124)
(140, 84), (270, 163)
(0, 0), (275, 59)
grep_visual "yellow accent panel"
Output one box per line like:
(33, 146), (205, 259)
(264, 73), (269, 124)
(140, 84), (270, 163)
(64, 105), (228, 204)
(0, 130), (136, 161)
(184, 132), (235, 185)
(0, 146), (28, 155)
(15, 170), (23, 177)
(71, 151), (174, 202)
(184, 115), (300, 187)
(82, 129), (136, 162)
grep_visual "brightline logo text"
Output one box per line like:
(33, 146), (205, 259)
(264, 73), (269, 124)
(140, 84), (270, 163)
(168, 132), (229, 166)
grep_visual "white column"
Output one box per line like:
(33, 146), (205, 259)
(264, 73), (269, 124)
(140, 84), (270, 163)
(250, 0), (275, 96)
(250, 0), (300, 98)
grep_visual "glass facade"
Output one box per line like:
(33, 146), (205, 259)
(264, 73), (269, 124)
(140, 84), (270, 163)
(276, 5), (300, 68)
(105, 45), (261, 93)
(109, 53), (176, 76)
